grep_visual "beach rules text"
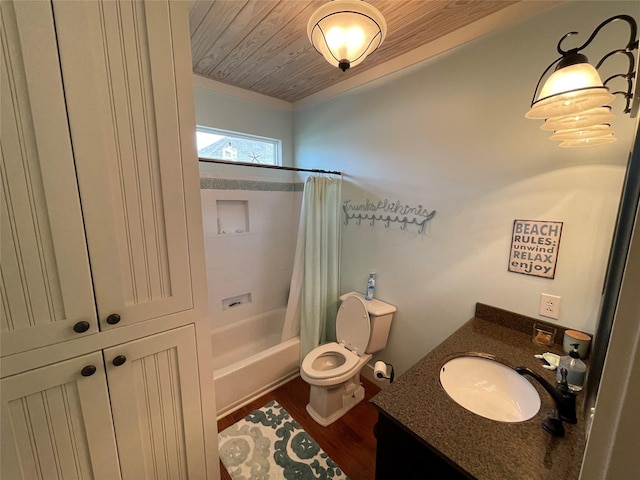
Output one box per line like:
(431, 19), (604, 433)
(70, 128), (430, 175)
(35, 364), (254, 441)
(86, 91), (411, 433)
(508, 219), (562, 279)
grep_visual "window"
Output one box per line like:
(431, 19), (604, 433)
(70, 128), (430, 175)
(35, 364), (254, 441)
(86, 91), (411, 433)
(196, 126), (281, 166)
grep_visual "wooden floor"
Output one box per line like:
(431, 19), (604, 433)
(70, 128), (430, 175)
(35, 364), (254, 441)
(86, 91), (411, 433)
(217, 375), (381, 480)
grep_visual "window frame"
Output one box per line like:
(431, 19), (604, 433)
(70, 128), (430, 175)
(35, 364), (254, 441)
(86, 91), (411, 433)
(196, 126), (282, 166)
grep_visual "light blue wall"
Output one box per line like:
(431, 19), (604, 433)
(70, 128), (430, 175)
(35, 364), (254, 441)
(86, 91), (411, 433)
(294, 1), (639, 374)
(194, 84), (294, 167)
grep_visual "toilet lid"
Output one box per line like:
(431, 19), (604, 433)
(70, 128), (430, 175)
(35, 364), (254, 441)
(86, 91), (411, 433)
(336, 295), (370, 355)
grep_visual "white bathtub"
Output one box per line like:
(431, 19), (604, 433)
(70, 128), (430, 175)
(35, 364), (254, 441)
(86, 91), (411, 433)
(211, 308), (300, 418)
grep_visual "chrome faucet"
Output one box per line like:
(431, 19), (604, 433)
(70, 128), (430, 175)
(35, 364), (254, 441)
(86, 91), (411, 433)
(515, 366), (577, 437)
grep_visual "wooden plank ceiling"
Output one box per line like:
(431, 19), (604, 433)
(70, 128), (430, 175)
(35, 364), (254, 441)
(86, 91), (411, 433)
(189, 1), (519, 103)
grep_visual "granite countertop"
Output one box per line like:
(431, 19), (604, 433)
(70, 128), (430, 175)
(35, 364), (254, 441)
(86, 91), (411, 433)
(371, 304), (587, 480)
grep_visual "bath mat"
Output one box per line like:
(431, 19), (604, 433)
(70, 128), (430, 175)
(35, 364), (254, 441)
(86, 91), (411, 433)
(218, 400), (349, 480)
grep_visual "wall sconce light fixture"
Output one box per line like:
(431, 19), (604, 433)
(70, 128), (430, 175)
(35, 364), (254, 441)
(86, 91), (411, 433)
(308, 0), (387, 72)
(526, 15), (639, 148)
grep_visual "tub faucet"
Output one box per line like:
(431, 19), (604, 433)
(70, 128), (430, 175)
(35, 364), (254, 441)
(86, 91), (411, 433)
(515, 366), (577, 437)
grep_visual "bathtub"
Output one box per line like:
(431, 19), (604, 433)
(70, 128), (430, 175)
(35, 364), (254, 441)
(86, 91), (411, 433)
(211, 308), (300, 418)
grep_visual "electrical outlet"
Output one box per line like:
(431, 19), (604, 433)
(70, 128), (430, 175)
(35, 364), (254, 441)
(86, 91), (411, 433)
(539, 293), (561, 319)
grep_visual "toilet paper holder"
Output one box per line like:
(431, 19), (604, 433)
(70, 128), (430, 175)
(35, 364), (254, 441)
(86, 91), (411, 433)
(374, 361), (394, 383)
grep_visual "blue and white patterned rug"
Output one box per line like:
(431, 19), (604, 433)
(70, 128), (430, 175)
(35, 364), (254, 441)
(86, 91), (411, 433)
(218, 400), (349, 479)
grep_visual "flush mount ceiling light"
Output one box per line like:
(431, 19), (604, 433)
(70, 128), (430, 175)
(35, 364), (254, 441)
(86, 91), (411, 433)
(307, 0), (387, 72)
(526, 14), (639, 148)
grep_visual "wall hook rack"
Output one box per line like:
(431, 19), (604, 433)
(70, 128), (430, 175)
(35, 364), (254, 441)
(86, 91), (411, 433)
(342, 199), (436, 234)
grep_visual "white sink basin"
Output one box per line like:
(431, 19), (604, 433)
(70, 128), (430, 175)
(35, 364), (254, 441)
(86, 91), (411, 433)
(439, 355), (541, 423)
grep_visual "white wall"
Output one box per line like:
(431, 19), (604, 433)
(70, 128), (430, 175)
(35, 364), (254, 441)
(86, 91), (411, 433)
(294, 1), (639, 374)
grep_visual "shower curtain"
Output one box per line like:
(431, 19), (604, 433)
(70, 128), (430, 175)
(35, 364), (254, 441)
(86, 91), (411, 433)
(282, 175), (342, 362)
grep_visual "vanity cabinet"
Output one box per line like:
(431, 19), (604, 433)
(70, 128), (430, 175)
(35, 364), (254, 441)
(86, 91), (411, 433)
(371, 309), (587, 480)
(375, 412), (470, 479)
(1, 0), (217, 478)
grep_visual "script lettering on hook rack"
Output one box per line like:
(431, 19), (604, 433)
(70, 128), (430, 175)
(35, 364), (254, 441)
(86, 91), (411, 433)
(342, 198), (436, 234)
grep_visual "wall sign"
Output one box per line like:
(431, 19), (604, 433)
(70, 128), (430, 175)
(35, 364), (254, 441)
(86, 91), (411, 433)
(508, 219), (563, 279)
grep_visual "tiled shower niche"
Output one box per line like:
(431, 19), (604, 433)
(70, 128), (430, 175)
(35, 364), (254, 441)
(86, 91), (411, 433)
(217, 200), (249, 234)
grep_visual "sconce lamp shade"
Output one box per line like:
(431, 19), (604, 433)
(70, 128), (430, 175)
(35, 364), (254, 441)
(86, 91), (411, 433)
(526, 62), (615, 119)
(308, 0), (387, 72)
(559, 134), (617, 148)
(549, 124), (613, 141)
(540, 106), (615, 131)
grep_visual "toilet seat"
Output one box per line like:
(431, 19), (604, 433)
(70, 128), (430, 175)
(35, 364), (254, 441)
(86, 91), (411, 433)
(301, 294), (372, 381)
(301, 342), (360, 380)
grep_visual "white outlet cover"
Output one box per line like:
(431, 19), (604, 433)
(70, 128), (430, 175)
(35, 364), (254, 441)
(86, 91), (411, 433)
(539, 293), (561, 319)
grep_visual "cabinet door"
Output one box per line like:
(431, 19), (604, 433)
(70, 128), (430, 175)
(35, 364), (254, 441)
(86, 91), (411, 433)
(52, 0), (197, 330)
(0, 352), (121, 480)
(105, 325), (207, 480)
(0, 0), (97, 356)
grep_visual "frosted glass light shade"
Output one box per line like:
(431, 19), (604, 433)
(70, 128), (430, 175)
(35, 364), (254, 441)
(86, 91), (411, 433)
(541, 106), (615, 131)
(526, 63), (615, 119)
(308, 0), (387, 71)
(559, 134), (617, 148)
(550, 124), (613, 141)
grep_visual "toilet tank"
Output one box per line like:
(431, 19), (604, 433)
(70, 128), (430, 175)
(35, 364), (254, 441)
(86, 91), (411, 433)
(339, 292), (396, 354)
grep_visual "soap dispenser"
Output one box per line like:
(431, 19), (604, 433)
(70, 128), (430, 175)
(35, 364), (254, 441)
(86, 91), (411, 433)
(556, 343), (587, 391)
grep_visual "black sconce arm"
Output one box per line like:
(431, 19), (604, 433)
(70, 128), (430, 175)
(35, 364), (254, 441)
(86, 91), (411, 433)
(529, 14), (639, 113)
(556, 14), (638, 56)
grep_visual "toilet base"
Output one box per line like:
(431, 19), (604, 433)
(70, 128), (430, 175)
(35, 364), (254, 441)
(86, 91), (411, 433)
(305, 375), (365, 426)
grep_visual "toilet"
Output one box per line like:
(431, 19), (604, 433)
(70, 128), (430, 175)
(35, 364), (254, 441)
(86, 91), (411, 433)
(300, 292), (396, 426)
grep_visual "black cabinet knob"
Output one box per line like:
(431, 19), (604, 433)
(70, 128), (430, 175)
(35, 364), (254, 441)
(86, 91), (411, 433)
(81, 365), (97, 377)
(73, 321), (91, 333)
(106, 313), (121, 325)
(112, 355), (127, 366)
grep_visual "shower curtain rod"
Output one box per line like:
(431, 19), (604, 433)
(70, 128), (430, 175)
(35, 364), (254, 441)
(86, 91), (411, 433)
(198, 158), (342, 176)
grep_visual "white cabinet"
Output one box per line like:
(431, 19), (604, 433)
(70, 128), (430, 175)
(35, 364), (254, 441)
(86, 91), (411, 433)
(53, 0), (199, 331)
(1, 0), (205, 353)
(1, 352), (121, 479)
(106, 326), (206, 480)
(2, 326), (206, 480)
(1, 0), (217, 478)
(1, 0), (98, 356)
